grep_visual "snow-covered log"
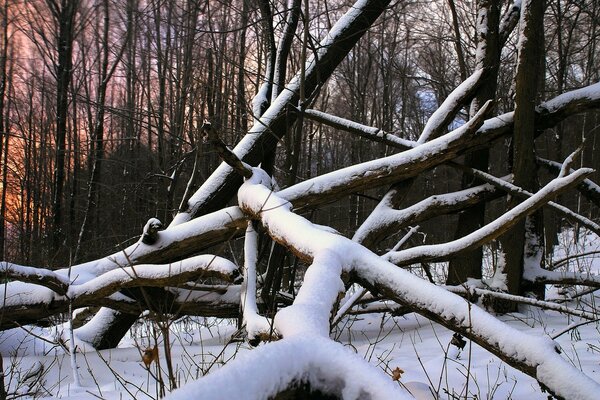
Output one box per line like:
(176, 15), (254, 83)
(0, 255), (239, 329)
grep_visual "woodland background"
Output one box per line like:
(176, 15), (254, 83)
(0, 0), (597, 268)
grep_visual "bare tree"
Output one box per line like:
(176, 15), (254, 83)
(2, 0), (600, 398)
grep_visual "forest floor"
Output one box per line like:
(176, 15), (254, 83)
(2, 229), (600, 399)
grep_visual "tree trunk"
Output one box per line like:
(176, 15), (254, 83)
(50, 0), (78, 263)
(499, 0), (545, 305)
(447, 0), (500, 285)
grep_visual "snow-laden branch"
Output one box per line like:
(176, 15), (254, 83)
(417, 69), (486, 144)
(538, 157), (600, 208)
(279, 100), (494, 211)
(241, 222), (272, 341)
(0, 255), (240, 330)
(68, 255), (240, 304)
(526, 269), (600, 289)
(353, 181), (499, 248)
(451, 162), (600, 236)
(446, 285), (598, 320)
(303, 108), (416, 150)
(537, 81), (600, 127)
(0, 262), (70, 295)
(238, 167), (600, 399)
(383, 168), (592, 266)
(170, 0), (392, 226)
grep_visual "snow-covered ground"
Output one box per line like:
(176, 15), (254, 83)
(2, 229), (600, 399)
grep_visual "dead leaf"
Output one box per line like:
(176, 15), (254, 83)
(142, 346), (159, 367)
(392, 366), (404, 381)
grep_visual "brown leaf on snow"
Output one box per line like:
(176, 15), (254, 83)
(392, 366), (404, 381)
(142, 346), (159, 367)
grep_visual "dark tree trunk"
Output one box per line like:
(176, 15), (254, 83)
(447, 0), (501, 285)
(500, 0), (545, 305)
(50, 0), (78, 263)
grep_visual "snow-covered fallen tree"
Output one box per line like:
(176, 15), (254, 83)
(2, 0), (600, 399)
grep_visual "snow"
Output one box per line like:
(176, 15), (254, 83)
(236, 167), (600, 399)
(241, 222), (272, 339)
(417, 69), (484, 144)
(537, 81), (600, 113)
(166, 335), (410, 400)
(275, 251), (345, 338)
(384, 168), (592, 266)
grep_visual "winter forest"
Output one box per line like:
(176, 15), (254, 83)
(1, 0), (600, 398)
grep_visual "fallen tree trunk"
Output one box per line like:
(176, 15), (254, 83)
(236, 166), (600, 400)
(0, 255), (240, 329)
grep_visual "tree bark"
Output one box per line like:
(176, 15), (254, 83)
(447, 0), (501, 286)
(50, 0), (79, 262)
(500, 0), (545, 303)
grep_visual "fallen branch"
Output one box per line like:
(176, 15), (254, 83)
(383, 167), (592, 266)
(450, 162), (600, 236)
(446, 285), (599, 320)
(353, 181), (500, 248)
(238, 166), (600, 399)
(537, 157), (600, 208)
(0, 262), (69, 295)
(0, 255), (240, 329)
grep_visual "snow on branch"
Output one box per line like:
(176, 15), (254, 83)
(383, 167), (593, 266)
(0, 262), (69, 295)
(536, 81), (600, 127)
(446, 285), (598, 320)
(279, 100), (493, 211)
(237, 166), (600, 399)
(68, 255), (240, 304)
(353, 181), (499, 248)
(303, 108), (416, 150)
(537, 157), (600, 208)
(417, 70), (487, 144)
(0, 255), (240, 330)
(47, 80), (600, 344)
(451, 162), (600, 236)
(241, 222), (273, 342)
(526, 269), (600, 289)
